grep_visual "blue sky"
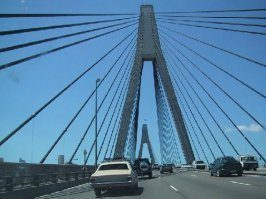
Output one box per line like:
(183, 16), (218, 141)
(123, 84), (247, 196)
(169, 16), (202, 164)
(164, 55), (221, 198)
(0, 0), (265, 165)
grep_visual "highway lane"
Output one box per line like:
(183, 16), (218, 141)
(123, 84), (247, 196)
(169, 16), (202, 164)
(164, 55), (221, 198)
(36, 169), (266, 199)
(162, 169), (266, 199)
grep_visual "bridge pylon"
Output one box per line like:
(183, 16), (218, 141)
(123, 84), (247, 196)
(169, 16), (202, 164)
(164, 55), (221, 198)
(114, 5), (195, 164)
(138, 124), (155, 164)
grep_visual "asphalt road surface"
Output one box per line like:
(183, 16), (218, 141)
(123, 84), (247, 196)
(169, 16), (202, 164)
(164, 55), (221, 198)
(36, 169), (266, 199)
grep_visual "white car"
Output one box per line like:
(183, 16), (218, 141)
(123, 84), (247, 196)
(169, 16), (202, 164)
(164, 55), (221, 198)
(192, 160), (206, 169)
(90, 160), (138, 197)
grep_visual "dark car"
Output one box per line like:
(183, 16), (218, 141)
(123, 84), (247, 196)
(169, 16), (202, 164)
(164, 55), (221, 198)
(160, 164), (173, 174)
(134, 158), (152, 178)
(210, 156), (243, 177)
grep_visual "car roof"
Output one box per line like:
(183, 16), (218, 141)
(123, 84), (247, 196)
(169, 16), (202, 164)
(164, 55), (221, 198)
(99, 161), (130, 166)
(135, 158), (149, 161)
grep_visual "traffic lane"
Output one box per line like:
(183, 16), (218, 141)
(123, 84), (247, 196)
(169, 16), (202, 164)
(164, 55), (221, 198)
(96, 174), (182, 199)
(189, 169), (266, 188)
(137, 174), (182, 199)
(35, 183), (94, 199)
(36, 174), (182, 199)
(183, 169), (266, 195)
(36, 169), (266, 199)
(160, 169), (266, 199)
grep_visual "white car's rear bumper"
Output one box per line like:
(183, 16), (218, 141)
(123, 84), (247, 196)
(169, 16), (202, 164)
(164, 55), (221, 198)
(90, 181), (133, 188)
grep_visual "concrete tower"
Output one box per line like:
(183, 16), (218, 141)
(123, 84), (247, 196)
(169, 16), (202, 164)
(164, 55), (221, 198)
(114, 5), (195, 164)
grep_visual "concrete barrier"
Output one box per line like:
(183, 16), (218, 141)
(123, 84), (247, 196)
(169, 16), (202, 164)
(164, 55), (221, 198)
(0, 162), (92, 177)
(0, 178), (89, 199)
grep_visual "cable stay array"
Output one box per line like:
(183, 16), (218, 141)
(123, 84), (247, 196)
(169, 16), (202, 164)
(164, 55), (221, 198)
(157, 20), (266, 162)
(0, 13), (138, 150)
(165, 51), (240, 156)
(83, 42), (136, 164)
(155, 7), (266, 163)
(0, 22), (138, 71)
(0, 13), (138, 18)
(157, 25), (266, 68)
(157, 19), (266, 36)
(0, 19), (138, 53)
(155, 8), (266, 14)
(0, 17), (138, 36)
(161, 36), (265, 130)
(159, 30), (265, 99)
(40, 33), (137, 163)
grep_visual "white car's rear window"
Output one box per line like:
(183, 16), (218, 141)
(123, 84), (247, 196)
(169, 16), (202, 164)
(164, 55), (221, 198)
(196, 161), (204, 164)
(98, 163), (129, 170)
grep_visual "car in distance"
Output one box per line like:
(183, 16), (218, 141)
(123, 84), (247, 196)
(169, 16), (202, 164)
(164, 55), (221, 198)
(192, 160), (206, 169)
(160, 164), (173, 174)
(181, 164), (193, 169)
(210, 156), (243, 177)
(175, 164), (181, 169)
(134, 158), (152, 178)
(90, 160), (138, 197)
(152, 163), (160, 170)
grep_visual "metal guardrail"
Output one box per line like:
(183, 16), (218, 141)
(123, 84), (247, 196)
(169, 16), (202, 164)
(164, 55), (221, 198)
(0, 171), (92, 192)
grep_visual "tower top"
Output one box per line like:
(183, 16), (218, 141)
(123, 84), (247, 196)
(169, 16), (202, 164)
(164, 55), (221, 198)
(140, 5), (154, 13)
(139, 4), (157, 61)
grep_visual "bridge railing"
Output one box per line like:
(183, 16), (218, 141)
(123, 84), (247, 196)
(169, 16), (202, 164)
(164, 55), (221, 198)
(0, 170), (92, 192)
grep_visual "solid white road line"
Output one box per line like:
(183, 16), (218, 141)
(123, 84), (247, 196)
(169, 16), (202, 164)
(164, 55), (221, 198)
(230, 181), (251, 186)
(170, 185), (178, 192)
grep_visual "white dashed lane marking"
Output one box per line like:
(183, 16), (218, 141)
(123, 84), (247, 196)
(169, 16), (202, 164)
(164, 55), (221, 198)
(191, 174), (197, 177)
(230, 181), (251, 186)
(170, 185), (178, 192)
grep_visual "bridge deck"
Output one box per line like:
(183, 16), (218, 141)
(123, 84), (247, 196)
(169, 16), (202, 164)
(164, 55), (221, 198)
(35, 168), (266, 199)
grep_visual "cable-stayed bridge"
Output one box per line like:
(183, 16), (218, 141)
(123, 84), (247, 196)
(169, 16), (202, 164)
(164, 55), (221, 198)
(0, 3), (265, 199)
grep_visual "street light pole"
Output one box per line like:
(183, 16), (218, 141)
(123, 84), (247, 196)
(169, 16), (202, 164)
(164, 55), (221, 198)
(95, 78), (100, 169)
